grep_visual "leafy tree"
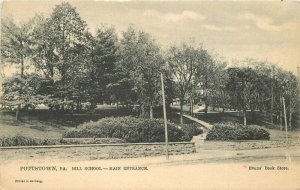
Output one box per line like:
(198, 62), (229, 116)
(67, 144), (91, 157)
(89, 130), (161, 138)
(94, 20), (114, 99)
(1, 74), (47, 111)
(31, 15), (57, 81)
(168, 43), (207, 123)
(88, 25), (119, 106)
(112, 26), (138, 107)
(241, 59), (275, 118)
(118, 27), (165, 118)
(1, 17), (36, 119)
(133, 31), (165, 118)
(226, 67), (260, 125)
(274, 69), (299, 130)
(30, 15), (59, 109)
(209, 60), (229, 112)
(284, 73), (299, 130)
(194, 49), (216, 116)
(33, 2), (92, 111)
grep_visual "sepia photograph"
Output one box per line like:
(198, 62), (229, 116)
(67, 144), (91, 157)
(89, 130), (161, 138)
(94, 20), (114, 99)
(0, 0), (300, 189)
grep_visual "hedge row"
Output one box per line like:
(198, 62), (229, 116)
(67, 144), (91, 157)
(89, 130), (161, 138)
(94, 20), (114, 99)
(64, 117), (202, 142)
(0, 136), (60, 147)
(205, 122), (270, 141)
(0, 136), (127, 147)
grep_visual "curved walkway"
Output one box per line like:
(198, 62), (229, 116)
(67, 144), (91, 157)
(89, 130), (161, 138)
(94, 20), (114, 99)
(176, 113), (213, 142)
(180, 113), (213, 129)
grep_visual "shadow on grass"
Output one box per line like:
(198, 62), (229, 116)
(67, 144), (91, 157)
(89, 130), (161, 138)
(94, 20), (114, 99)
(0, 107), (134, 128)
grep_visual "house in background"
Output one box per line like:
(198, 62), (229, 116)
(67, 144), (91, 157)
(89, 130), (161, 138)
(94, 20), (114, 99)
(171, 83), (207, 113)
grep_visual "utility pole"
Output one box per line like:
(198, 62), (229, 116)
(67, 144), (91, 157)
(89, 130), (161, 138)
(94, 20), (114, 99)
(282, 97), (288, 142)
(161, 73), (169, 160)
(243, 80), (247, 126)
(271, 66), (275, 125)
(279, 96), (283, 128)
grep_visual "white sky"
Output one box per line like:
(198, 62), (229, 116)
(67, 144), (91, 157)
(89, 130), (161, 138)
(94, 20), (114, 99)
(1, 0), (300, 76)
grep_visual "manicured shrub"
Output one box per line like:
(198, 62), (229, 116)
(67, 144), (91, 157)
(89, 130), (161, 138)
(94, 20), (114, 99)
(0, 136), (60, 146)
(63, 116), (192, 142)
(0, 136), (128, 147)
(205, 122), (270, 141)
(0, 136), (38, 146)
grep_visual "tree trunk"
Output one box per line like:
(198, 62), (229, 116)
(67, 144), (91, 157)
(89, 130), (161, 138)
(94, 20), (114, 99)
(190, 96), (193, 116)
(50, 67), (54, 79)
(204, 74), (208, 116)
(180, 98), (184, 124)
(279, 110), (283, 129)
(16, 105), (20, 120)
(270, 93), (274, 124)
(61, 98), (65, 111)
(150, 105), (153, 119)
(289, 100), (292, 130)
(251, 109), (255, 123)
(21, 53), (24, 77)
(243, 109), (247, 126)
(204, 102), (208, 116)
(282, 97), (288, 133)
(289, 109), (292, 130)
(15, 55), (25, 120)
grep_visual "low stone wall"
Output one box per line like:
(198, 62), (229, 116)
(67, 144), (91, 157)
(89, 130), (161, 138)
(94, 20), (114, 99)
(61, 138), (126, 144)
(196, 140), (300, 150)
(0, 142), (196, 162)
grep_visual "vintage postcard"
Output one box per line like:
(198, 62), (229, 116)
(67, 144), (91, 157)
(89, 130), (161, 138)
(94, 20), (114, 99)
(0, 0), (300, 189)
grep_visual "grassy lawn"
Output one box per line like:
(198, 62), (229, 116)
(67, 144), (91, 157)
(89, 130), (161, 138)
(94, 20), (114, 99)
(1, 106), (299, 141)
(0, 106), (203, 139)
(0, 111), (70, 139)
(154, 111), (205, 128)
(0, 102), (160, 135)
(0, 106), (133, 139)
(195, 112), (242, 124)
(262, 127), (300, 141)
(169, 107), (300, 141)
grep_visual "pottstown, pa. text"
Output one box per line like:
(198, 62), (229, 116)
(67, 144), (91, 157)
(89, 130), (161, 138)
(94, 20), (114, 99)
(19, 166), (149, 171)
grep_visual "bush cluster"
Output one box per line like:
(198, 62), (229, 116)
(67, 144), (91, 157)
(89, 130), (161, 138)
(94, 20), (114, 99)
(0, 136), (127, 147)
(205, 122), (270, 141)
(64, 116), (200, 142)
(0, 136), (60, 147)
